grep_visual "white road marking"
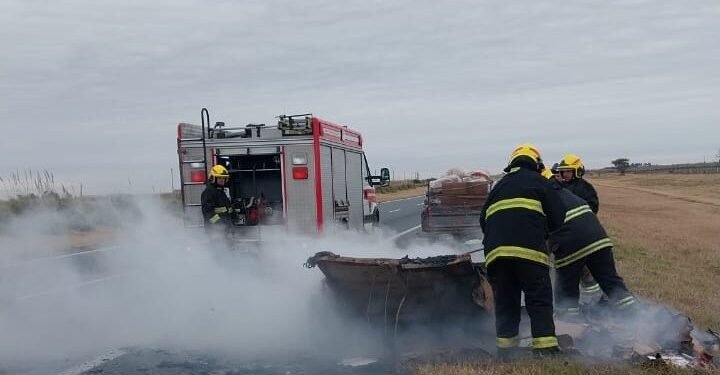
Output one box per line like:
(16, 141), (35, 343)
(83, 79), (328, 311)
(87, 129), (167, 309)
(0, 246), (121, 269)
(18, 274), (125, 300)
(389, 225), (421, 241)
(389, 209), (401, 213)
(416, 203), (424, 206)
(59, 349), (127, 375)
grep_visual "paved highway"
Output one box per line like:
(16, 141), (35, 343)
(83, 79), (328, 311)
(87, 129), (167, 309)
(2, 196), (479, 375)
(377, 195), (425, 237)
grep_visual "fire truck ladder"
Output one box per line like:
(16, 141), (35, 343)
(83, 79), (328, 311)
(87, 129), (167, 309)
(177, 108), (211, 227)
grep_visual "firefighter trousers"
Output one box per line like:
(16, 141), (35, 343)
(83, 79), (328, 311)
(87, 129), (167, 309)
(487, 259), (558, 351)
(556, 247), (634, 312)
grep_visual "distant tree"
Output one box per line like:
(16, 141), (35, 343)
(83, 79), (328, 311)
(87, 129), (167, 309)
(611, 158), (630, 175)
(445, 168), (465, 177)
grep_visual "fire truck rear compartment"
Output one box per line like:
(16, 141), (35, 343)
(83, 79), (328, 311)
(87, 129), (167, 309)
(224, 153), (283, 225)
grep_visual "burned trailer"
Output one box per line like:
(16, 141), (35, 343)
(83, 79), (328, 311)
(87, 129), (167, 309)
(305, 252), (494, 331)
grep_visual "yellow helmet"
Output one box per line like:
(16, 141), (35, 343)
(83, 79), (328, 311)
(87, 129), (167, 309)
(509, 144), (541, 164)
(557, 154), (585, 178)
(541, 167), (554, 179)
(505, 144), (542, 173)
(208, 164), (230, 179)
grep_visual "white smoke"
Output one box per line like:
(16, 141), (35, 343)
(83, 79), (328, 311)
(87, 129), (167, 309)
(0, 196), (467, 373)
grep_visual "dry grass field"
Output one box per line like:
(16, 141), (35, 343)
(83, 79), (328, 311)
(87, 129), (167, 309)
(591, 173), (720, 331)
(414, 359), (697, 375)
(377, 186), (427, 202)
(417, 173), (720, 375)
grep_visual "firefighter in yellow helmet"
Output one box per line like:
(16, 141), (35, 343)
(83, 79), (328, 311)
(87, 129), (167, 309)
(557, 154), (599, 213)
(541, 172), (636, 320)
(556, 154), (602, 297)
(480, 144), (567, 359)
(200, 164), (235, 229)
(550, 163), (561, 181)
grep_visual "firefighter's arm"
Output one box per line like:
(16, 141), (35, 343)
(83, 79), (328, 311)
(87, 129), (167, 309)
(542, 182), (568, 232)
(201, 190), (222, 224)
(585, 182), (600, 213)
(479, 196), (490, 231)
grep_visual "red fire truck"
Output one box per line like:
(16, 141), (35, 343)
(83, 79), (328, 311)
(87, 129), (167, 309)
(177, 109), (390, 235)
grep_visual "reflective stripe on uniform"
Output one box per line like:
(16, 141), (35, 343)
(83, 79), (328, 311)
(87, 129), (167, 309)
(532, 336), (559, 349)
(582, 283), (601, 293)
(485, 198), (544, 220)
(496, 336), (519, 348)
(564, 204), (592, 223)
(565, 307), (580, 315)
(214, 207), (228, 213)
(209, 214), (221, 224)
(486, 246), (550, 267)
(555, 238), (613, 268)
(615, 296), (636, 309)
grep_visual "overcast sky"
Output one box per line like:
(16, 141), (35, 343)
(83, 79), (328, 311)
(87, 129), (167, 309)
(1, 0), (719, 194)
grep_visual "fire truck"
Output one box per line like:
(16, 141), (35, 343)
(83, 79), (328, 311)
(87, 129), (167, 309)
(176, 109), (390, 235)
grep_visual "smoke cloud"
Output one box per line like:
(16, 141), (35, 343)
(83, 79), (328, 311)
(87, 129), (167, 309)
(0, 196), (465, 373)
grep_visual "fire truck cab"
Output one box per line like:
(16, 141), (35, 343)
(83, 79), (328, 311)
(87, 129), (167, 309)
(177, 110), (390, 235)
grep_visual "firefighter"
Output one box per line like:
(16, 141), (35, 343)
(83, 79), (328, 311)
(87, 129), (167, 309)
(547, 176), (636, 319)
(201, 164), (235, 230)
(557, 154), (599, 213)
(479, 144), (567, 359)
(550, 163), (560, 180)
(556, 154), (603, 296)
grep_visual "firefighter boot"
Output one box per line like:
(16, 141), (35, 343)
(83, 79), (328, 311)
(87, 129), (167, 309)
(532, 346), (563, 359)
(497, 347), (527, 362)
(556, 306), (586, 324)
(612, 295), (640, 319)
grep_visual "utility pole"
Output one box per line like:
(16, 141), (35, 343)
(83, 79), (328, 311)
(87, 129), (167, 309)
(171, 168), (175, 192)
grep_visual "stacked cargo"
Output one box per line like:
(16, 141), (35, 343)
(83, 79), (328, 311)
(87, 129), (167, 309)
(422, 170), (493, 236)
(427, 171), (492, 208)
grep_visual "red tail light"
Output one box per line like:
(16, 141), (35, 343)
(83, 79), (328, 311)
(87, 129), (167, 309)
(363, 188), (376, 203)
(292, 166), (308, 180)
(190, 170), (206, 183)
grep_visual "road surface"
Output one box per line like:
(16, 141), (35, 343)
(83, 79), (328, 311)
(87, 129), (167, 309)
(1, 196), (487, 375)
(377, 195), (425, 237)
